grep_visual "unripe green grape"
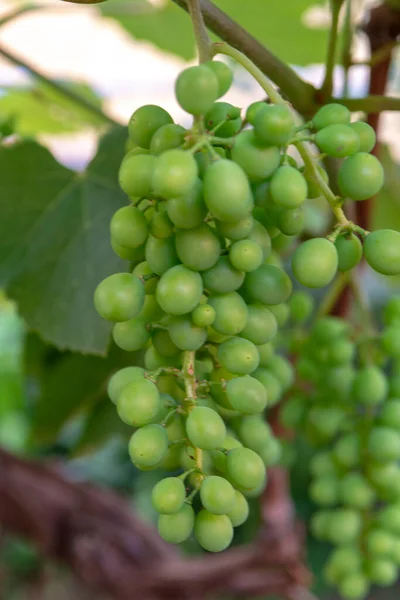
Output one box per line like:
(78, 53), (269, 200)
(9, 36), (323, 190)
(144, 345), (180, 371)
(253, 103), (295, 146)
(235, 415), (272, 453)
(111, 238), (145, 262)
(175, 65), (219, 115)
(307, 405), (346, 443)
(226, 447), (265, 490)
(310, 510), (333, 540)
(267, 355), (294, 391)
(229, 239), (263, 273)
(157, 503), (195, 544)
(309, 475), (339, 506)
(110, 206), (148, 250)
(149, 123), (185, 155)
(152, 329), (180, 357)
(217, 216), (254, 241)
(139, 293), (165, 322)
(338, 152), (384, 201)
(152, 477), (186, 514)
(118, 153), (156, 198)
(305, 165), (329, 199)
(252, 368), (282, 406)
(166, 178), (207, 229)
(269, 166), (308, 209)
(200, 475), (236, 515)
(175, 223), (221, 272)
(289, 290), (314, 323)
(168, 315), (207, 351)
(259, 436), (282, 467)
(128, 105), (173, 149)
(231, 130), (281, 182)
(152, 149), (198, 199)
(369, 427), (400, 462)
(367, 529), (396, 557)
(194, 510), (233, 552)
(280, 395), (306, 429)
(204, 102), (242, 138)
(384, 297), (400, 325)
(334, 233), (363, 272)
(292, 238), (338, 288)
(276, 206), (305, 236)
(315, 124), (360, 158)
(192, 304), (216, 327)
(107, 366), (145, 404)
(244, 265), (292, 305)
(363, 229), (400, 276)
(327, 339), (355, 365)
(217, 337), (259, 375)
(208, 292), (248, 336)
(339, 473), (375, 509)
(156, 265), (203, 316)
(202, 256), (245, 294)
(186, 406), (226, 450)
(333, 434), (361, 468)
(128, 424), (168, 468)
(390, 374), (400, 397)
(309, 451), (337, 478)
(227, 490), (249, 526)
(117, 378), (160, 426)
(94, 273), (145, 322)
(382, 326), (400, 357)
(380, 398), (400, 429)
(367, 460), (400, 490)
(257, 342), (274, 367)
(210, 435), (242, 472)
(112, 317), (150, 351)
(145, 234), (178, 276)
(132, 262), (157, 294)
(203, 159), (253, 223)
(312, 103), (351, 130)
(246, 101), (266, 125)
(327, 509), (362, 545)
(203, 60), (233, 97)
(377, 504), (400, 535)
(240, 305), (278, 345)
(338, 573), (370, 600)
(247, 220), (272, 260)
(226, 375), (267, 413)
(349, 120), (376, 153)
(311, 316), (350, 342)
(352, 365), (388, 406)
(366, 558), (398, 586)
(149, 210), (174, 239)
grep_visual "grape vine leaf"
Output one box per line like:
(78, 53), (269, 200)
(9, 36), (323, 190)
(0, 127), (129, 355)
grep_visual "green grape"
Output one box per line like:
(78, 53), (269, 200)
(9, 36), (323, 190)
(149, 123), (185, 155)
(247, 220), (272, 260)
(380, 398), (400, 429)
(186, 406), (226, 450)
(327, 509), (362, 545)
(292, 238), (338, 288)
(352, 365), (388, 406)
(253, 103), (295, 146)
(229, 239), (263, 272)
(107, 366), (145, 404)
(245, 101), (266, 125)
(276, 206), (305, 236)
(210, 366), (236, 409)
(94, 273), (145, 322)
(139, 293), (165, 321)
(132, 262), (157, 294)
(226, 447), (265, 490)
(269, 166), (308, 209)
(200, 475), (236, 515)
(168, 316), (207, 351)
(309, 451), (337, 478)
(226, 375), (267, 413)
(152, 392), (176, 424)
(310, 510), (333, 539)
(128, 424), (168, 468)
(152, 329), (180, 357)
(313, 103), (351, 130)
(265, 303), (288, 327)
(315, 124), (360, 158)
(243, 264), (292, 305)
(203, 159), (253, 223)
(144, 345), (179, 371)
(368, 427), (400, 462)
(117, 378), (160, 426)
(128, 105), (173, 149)
(305, 165), (329, 199)
(363, 229), (400, 276)
(112, 317), (150, 351)
(149, 210), (174, 239)
(334, 233), (363, 272)
(152, 149), (198, 199)
(338, 573), (370, 600)
(145, 234), (178, 276)
(267, 355), (294, 391)
(288, 290), (314, 323)
(227, 490), (249, 526)
(311, 316), (350, 342)
(217, 338), (259, 375)
(110, 206), (148, 249)
(192, 304), (216, 327)
(166, 178), (207, 229)
(390, 373), (400, 396)
(326, 546), (363, 581)
(175, 65), (219, 115)
(259, 437), (282, 466)
(231, 130), (281, 182)
(349, 121), (376, 153)
(309, 475), (339, 506)
(240, 305), (278, 345)
(256, 342), (274, 366)
(328, 339), (355, 365)
(377, 504), (400, 535)
(208, 292), (248, 336)
(158, 503), (195, 544)
(202, 256), (245, 294)
(366, 559), (398, 586)
(339, 473), (375, 509)
(194, 510), (233, 552)
(366, 529), (396, 557)
(338, 152), (384, 201)
(203, 60), (233, 97)
(156, 265), (203, 315)
(307, 405), (345, 442)
(204, 102), (242, 137)
(210, 435), (242, 471)
(175, 223), (221, 271)
(217, 216), (254, 241)
(252, 368), (282, 406)
(382, 326), (400, 357)
(111, 238), (145, 262)
(280, 395), (306, 429)
(236, 415), (272, 454)
(152, 477), (186, 514)
(118, 153), (156, 198)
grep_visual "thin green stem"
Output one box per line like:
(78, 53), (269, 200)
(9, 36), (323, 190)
(183, 351), (203, 472)
(187, 0), (212, 63)
(317, 272), (350, 317)
(336, 95), (400, 113)
(321, 0), (344, 99)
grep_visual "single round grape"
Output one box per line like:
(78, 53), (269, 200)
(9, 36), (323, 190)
(112, 317), (150, 351)
(253, 103), (295, 146)
(156, 265), (203, 315)
(152, 149), (198, 199)
(267, 355), (294, 391)
(310, 510), (333, 540)
(139, 294), (165, 321)
(194, 510), (233, 552)
(333, 434), (361, 469)
(252, 368), (282, 406)
(208, 292), (248, 335)
(149, 123), (185, 155)
(132, 262), (157, 294)
(175, 223), (221, 272)
(157, 503), (195, 543)
(352, 365), (387, 406)
(334, 233), (363, 272)
(149, 210), (174, 239)
(202, 256), (245, 294)
(269, 166), (308, 208)
(382, 326), (400, 357)
(315, 124), (360, 158)
(244, 265), (293, 305)
(175, 65), (219, 115)
(203, 60), (233, 97)
(217, 337), (259, 376)
(266, 302), (290, 327)
(339, 473), (375, 509)
(380, 398), (400, 429)
(117, 378), (160, 426)
(110, 206), (148, 249)
(227, 490), (249, 526)
(168, 316), (207, 351)
(118, 153), (156, 198)
(152, 329), (180, 357)
(292, 238), (338, 288)
(349, 121), (376, 152)
(145, 234), (178, 276)
(240, 305), (278, 345)
(226, 375), (267, 413)
(229, 239), (263, 272)
(210, 435), (242, 472)
(276, 206), (305, 236)
(128, 105), (173, 149)
(366, 559), (398, 586)
(309, 476), (339, 506)
(327, 509), (362, 545)
(305, 165), (329, 199)
(245, 101), (266, 125)
(377, 504), (400, 535)
(144, 345), (180, 371)
(289, 290), (314, 323)
(313, 103), (351, 130)
(166, 178), (207, 229)
(338, 573), (370, 600)
(203, 160), (253, 223)
(217, 216), (254, 241)
(128, 424), (168, 468)
(247, 220), (272, 260)
(152, 477), (186, 514)
(236, 415), (272, 455)
(200, 475), (236, 515)
(226, 447), (265, 490)
(364, 229), (400, 276)
(280, 395), (306, 429)
(338, 152), (384, 201)
(111, 238), (145, 262)
(186, 406), (226, 450)
(231, 130), (281, 182)
(107, 366), (145, 404)
(94, 273), (145, 322)
(366, 529), (396, 557)
(192, 304), (216, 327)
(204, 102), (242, 138)
(368, 427), (400, 462)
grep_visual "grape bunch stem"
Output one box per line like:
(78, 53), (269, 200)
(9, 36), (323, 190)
(183, 350), (204, 473)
